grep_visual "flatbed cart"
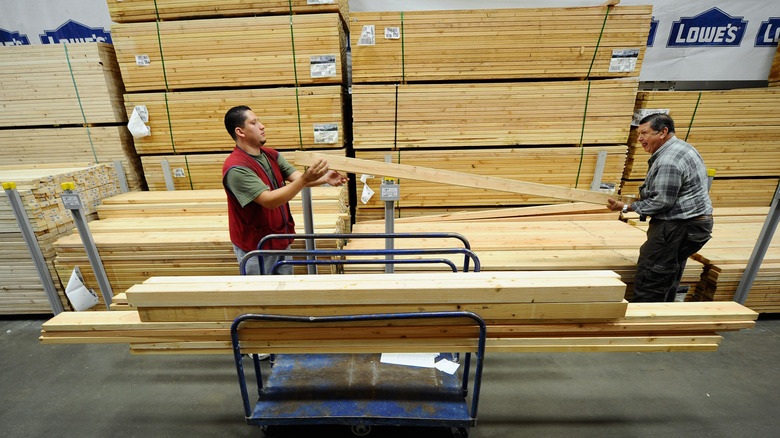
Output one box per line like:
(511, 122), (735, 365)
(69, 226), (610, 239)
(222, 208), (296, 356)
(230, 311), (487, 437)
(233, 233), (485, 436)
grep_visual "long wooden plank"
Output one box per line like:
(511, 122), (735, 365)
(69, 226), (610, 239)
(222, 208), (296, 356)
(296, 151), (632, 205)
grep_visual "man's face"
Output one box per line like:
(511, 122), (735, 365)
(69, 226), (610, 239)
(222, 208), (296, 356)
(240, 110), (266, 146)
(636, 122), (668, 154)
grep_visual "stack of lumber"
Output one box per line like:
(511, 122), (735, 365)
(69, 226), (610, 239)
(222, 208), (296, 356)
(0, 127), (144, 191)
(51, 187), (349, 309)
(38, 272), (758, 354)
(349, 6), (651, 82)
(770, 42), (780, 86)
(140, 149), (346, 191)
(353, 146), (627, 216)
(107, 0), (348, 23)
(342, 203), (704, 301)
(351, 79), (638, 149)
(124, 86), (345, 154)
(111, 14), (346, 92)
(625, 206), (780, 313)
(623, 88), (780, 206)
(0, 43), (143, 190)
(0, 164), (120, 314)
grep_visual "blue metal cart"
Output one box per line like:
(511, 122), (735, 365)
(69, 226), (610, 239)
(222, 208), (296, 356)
(230, 312), (487, 437)
(232, 233), (486, 436)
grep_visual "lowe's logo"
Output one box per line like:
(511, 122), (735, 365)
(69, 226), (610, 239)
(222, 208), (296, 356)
(667, 8), (746, 47)
(40, 20), (112, 44)
(1, 28), (30, 46)
(647, 18), (659, 47)
(755, 18), (780, 46)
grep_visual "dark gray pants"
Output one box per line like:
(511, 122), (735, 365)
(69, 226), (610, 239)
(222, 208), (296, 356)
(632, 216), (713, 302)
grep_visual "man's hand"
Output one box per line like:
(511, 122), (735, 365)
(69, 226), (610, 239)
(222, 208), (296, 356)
(324, 170), (348, 187)
(606, 197), (624, 212)
(301, 158), (329, 183)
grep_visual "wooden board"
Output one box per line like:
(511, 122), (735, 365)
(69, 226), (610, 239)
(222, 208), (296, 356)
(351, 79), (639, 149)
(621, 178), (780, 208)
(106, 0), (349, 23)
(124, 86), (345, 154)
(0, 126), (144, 190)
(296, 151), (633, 205)
(111, 14), (347, 92)
(349, 6), (651, 82)
(353, 147), (627, 209)
(0, 43), (126, 127)
(770, 41), (780, 86)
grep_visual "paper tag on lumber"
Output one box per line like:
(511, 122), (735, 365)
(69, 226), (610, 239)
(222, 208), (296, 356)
(65, 267), (99, 311)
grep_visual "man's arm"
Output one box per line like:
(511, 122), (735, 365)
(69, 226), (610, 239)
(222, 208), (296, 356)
(252, 159), (330, 210)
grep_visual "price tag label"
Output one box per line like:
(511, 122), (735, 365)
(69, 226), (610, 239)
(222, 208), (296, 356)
(61, 193), (82, 210)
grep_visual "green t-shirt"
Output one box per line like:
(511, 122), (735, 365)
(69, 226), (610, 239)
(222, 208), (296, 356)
(225, 151), (297, 207)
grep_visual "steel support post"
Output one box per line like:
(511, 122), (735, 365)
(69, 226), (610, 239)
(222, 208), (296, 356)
(113, 160), (129, 193)
(161, 160), (175, 191)
(734, 182), (780, 305)
(301, 187), (317, 275)
(2, 183), (64, 314)
(589, 150), (608, 192)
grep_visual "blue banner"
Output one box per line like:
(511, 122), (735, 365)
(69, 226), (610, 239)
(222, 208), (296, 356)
(755, 17), (780, 47)
(667, 7), (747, 47)
(39, 19), (111, 44)
(1, 28), (30, 46)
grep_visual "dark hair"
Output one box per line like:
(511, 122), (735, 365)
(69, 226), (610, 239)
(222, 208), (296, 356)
(224, 105), (252, 141)
(639, 113), (675, 135)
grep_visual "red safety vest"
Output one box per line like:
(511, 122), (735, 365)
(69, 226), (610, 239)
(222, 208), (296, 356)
(222, 146), (295, 251)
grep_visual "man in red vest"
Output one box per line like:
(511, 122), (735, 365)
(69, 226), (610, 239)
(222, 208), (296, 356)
(222, 105), (348, 275)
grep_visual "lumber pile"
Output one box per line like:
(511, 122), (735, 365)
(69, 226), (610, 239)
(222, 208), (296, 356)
(351, 79), (638, 149)
(111, 14), (346, 92)
(38, 272), (758, 354)
(349, 6), (651, 82)
(352, 147), (626, 216)
(106, 0), (348, 23)
(623, 88), (780, 206)
(0, 127), (144, 191)
(125, 86), (346, 154)
(0, 164), (120, 314)
(0, 43), (125, 126)
(342, 204), (704, 301)
(625, 206), (780, 313)
(770, 42), (780, 87)
(0, 43), (143, 190)
(140, 149), (347, 191)
(51, 187), (349, 309)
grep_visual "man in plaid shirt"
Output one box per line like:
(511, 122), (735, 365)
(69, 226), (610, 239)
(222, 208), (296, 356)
(607, 113), (713, 302)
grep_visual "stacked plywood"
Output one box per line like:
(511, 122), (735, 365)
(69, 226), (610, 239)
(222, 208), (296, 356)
(39, 272), (757, 355)
(107, 0), (348, 23)
(0, 164), (120, 314)
(125, 86), (345, 154)
(112, 4), (349, 191)
(51, 187), (349, 310)
(348, 5), (651, 220)
(349, 7), (651, 82)
(0, 43), (143, 190)
(140, 149), (346, 191)
(342, 204), (703, 301)
(112, 14), (346, 92)
(623, 88), (780, 207)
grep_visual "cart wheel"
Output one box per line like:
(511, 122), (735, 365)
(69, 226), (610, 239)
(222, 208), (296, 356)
(350, 424), (372, 436)
(450, 427), (469, 438)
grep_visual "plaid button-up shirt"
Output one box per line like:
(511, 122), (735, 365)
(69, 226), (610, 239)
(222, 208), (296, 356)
(632, 136), (713, 221)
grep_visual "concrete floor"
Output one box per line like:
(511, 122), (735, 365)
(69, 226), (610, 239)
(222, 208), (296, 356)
(2, 314), (779, 438)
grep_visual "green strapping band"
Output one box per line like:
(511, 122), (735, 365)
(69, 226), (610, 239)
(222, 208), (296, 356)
(685, 92), (702, 142)
(394, 84), (402, 217)
(63, 43), (99, 163)
(154, 0), (193, 189)
(575, 6), (612, 189)
(289, 0), (305, 150)
(401, 11), (406, 83)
